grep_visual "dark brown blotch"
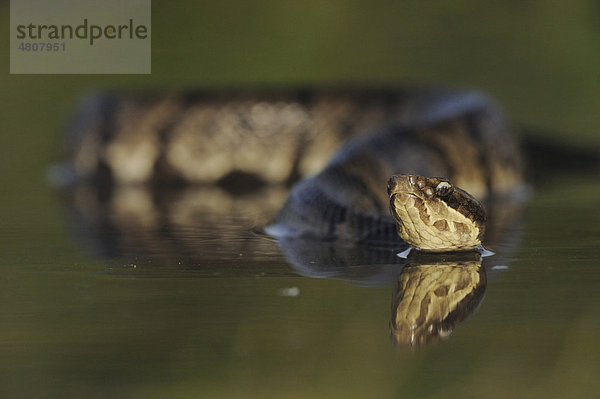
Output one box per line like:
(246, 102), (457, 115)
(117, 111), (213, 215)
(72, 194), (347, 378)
(419, 209), (430, 225)
(414, 198), (430, 224)
(433, 219), (449, 231)
(439, 187), (486, 228)
(454, 222), (468, 234)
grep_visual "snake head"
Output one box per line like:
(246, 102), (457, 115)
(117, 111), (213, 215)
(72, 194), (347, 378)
(388, 174), (486, 252)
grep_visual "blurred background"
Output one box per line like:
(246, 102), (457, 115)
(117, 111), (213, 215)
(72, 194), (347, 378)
(2, 1), (600, 191)
(3, 0), (599, 255)
(1, 1), (600, 398)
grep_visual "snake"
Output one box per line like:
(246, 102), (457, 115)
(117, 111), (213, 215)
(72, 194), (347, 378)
(60, 87), (525, 252)
(389, 250), (486, 347)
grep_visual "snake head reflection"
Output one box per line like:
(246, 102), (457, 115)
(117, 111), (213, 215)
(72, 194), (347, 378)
(389, 251), (486, 348)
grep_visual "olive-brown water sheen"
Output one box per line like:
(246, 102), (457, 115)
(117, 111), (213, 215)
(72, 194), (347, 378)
(0, 175), (598, 399)
(2, 1), (600, 397)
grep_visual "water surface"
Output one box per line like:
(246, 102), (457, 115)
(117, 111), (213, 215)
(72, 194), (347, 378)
(1, 174), (599, 399)
(2, 2), (600, 396)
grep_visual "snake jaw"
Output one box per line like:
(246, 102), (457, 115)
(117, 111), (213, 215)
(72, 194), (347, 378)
(388, 174), (485, 252)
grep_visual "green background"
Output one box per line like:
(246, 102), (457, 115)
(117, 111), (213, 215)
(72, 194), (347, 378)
(1, 1), (600, 398)
(3, 0), (600, 245)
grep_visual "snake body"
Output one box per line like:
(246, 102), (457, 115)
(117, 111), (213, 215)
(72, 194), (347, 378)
(264, 91), (522, 248)
(62, 88), (524, 250)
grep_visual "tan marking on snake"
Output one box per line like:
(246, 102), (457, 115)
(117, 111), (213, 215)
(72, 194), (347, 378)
(388, 175), (485, 251)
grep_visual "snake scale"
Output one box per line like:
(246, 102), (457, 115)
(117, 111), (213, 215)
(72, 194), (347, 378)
(61, 87), (525, 251)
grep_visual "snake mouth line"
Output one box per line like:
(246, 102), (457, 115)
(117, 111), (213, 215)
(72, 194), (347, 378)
(390, 192), (418, 200)
(389, 192), (417, 218)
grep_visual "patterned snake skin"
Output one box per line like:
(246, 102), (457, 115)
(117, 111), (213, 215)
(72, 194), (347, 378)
(58, 88), (527, 345)
(61, 87), (525, 244)
(64, 89), (521, 182)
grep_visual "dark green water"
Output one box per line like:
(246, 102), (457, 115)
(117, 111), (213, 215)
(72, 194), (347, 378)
(2, 1), (600, 397)
(1, 175), (599, 398)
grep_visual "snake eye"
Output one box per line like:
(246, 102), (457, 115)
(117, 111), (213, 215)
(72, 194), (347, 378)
(435, 182), (453, 197)
(387, 181), (392, 195)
